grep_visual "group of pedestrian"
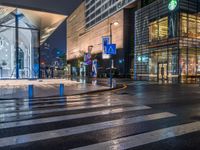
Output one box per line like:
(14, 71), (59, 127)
(44, 66), (54, 78)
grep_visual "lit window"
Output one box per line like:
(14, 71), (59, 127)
(159, 17), (168, 40)
(149, 17), (168, 42)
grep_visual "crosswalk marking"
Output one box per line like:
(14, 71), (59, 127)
(0, 99), (122, 112)
(72, 121), (200, 150)
(0, 102), (130, 121)
(0, 95), (103, 104)
(0, 112), (175, 147)
(0, 92), (198, 150)
(0, 106), (151, 129)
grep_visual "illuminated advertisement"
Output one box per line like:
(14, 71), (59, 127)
(84, 53), (92, 65)
(92, 59), (98, 78)
(102, 36), (110, 59)
(198, 56), (200, 73)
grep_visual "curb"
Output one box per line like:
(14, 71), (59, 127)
(0, 84), (127, 100)
(69, 84), (127, 96)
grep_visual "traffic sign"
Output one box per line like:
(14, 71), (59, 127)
(105, 44), (116, 55)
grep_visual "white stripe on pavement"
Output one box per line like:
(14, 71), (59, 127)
(0, 102), (129, 121)
(0, 96), (103, 104)
(72, 121), (200, 150)
(0, 112), (175, 147)
(0, 99), (122, 112)
(0, 106), (151, 129)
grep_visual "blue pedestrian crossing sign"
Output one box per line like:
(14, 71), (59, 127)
(105, 44), (116, 55)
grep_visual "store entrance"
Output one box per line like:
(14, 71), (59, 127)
(157, 63), (168, 81)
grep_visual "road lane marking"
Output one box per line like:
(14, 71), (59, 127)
(0, 98), (123, 112)
(0, 96), (103, 104)
(72, 121), (200, 150)
(0, 102), (130, 121)
(0, 112), (175, 147)
(0, 106), (151, 129)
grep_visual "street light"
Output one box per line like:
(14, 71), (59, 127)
(109, 21), (119, 88)
(110, 21), (119, 44)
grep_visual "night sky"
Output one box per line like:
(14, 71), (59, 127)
(0, 0), (83, 15)
(0, 0), (83, 65)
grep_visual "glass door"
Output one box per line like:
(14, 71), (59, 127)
(158, 63), (168, 81)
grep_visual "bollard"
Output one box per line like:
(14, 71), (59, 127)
(28, 85), (34, 99)
(60, 84), (64, 97)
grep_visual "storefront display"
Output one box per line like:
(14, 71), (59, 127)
(135, 0), (200, 83)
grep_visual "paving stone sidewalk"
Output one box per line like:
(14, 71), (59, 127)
(0, 79), (110, 99)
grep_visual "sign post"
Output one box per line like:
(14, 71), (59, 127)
(105, 44), (116, 55)
(105, 44), (117, 87)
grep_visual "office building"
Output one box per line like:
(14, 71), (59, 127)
(67, 0), (200, 83)
(135, 0), (200, 83)
(67, 0), (139, 77)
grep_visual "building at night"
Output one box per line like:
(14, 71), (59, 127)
(85, 0), (137, 28)
(0, 5), (66, 79)
(67, 0), (139, 77)
(135, 0), (200, 83)
(67, 0), (200, 83)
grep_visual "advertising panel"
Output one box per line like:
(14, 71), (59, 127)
(102, 36), (110, 59)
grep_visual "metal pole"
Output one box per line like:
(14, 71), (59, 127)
(110, 23), (113, 88)
(60, 83), (64, 97)
(0, 66), (3, 79)
(28, 85), (34, 99)
(15, 14), (19, 79)
(38, 30), (41, 79)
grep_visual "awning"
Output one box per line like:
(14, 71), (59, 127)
(0, 5), (67, 45)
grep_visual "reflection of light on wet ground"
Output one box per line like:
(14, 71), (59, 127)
(0, 106), (151, 129)
(0, 111), (33, 122)
(0, 103), (129, 121)
(0, 79), (79, 86)
(0, 112), (176, 148)
(0, 79), (81, 99)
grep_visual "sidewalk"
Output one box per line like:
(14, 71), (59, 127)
(0, 79), (111, 99)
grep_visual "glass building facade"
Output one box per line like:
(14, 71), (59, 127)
(134, 0), (200, 83)
(85, 0), (136, 28)
(0, 5), (66, 80)
(0, 7), (40, 79)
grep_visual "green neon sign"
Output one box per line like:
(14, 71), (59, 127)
(168, 0), (177, 11)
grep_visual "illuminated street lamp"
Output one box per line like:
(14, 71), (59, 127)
(110, 21), (119, 44)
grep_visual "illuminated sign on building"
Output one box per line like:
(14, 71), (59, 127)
(168, 0), (178, 11)
(102, 36), (111, 59)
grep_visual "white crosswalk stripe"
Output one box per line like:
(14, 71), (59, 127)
(0, 112), (175, 147)
(0, 94), (199, 150)
(0, 95), (100, 104)
(0, 102), (130, 121)
(0, 106), (151, 129)
(0, 98), (123, 112)
(72, 121), (200, 150)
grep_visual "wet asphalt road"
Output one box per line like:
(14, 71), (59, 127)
(0, 81), (199, 150)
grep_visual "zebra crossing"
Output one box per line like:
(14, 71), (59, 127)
(0, 94), (199, 150)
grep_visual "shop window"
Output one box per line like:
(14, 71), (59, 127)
(149, 21), (158, 42)
(180, 13), (199, 39)
(149, 17), (168, 42)
(197, 49), (200, 74)
(188, 49), (196, 76)
(181, 13), (188, 37)
(197, 16), (200, 39)
(188, 15), (197, 38)
(180, 48), (187, 76)
(158, 17), (168, 40)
